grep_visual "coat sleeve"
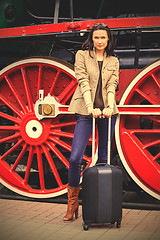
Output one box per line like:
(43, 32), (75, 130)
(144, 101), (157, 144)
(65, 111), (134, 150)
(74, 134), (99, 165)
(106, 57), (119, 95)
(74, 50), (91, 95)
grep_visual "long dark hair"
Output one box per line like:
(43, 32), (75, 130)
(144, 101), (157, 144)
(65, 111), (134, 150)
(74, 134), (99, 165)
(82, 23), (115, 57)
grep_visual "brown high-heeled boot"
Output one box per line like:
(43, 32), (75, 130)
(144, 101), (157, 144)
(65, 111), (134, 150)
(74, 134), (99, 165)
(63, 185), (81, 221)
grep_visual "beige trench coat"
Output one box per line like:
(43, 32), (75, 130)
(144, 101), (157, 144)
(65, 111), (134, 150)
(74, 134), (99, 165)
(68, 50), (119, 116)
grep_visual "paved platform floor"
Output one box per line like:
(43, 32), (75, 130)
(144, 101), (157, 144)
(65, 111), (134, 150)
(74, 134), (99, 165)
(0, 198), (160, 240)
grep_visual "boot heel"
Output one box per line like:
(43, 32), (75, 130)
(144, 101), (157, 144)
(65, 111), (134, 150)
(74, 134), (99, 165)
(75, 207), (79, 219)
(63, 186), (81, 221)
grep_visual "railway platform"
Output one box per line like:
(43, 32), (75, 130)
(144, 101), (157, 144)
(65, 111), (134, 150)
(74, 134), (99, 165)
(0, 198), (159, 240)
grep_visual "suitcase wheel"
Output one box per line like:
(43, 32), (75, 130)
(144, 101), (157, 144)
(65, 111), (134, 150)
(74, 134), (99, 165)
(83, 222), (89, 231)
(116, 220), (121, 228)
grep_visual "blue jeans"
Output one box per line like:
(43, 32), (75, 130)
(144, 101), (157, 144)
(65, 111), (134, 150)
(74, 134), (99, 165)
(68, 116), (116, 187)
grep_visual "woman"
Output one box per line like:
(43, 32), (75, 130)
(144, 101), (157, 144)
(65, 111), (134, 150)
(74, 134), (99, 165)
(63, 23), (119, 221)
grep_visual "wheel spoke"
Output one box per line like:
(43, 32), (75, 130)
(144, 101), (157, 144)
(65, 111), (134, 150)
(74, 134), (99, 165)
(4, 75), (27, 114)
(24, 146), (33, 185)
(50, 130), (74, 139)
(135, 88), (156, 105)
(49, 136), (91, 163)
(42, 144), (63, 188)
(49, 136), (72, 152)
(46, 141), (69, 169)
(50, 121), (76, 129)
(0, 111), (20, 124)
(130, 129), (160, 134)
(153, 152), (160, 162)
(151, 73), (160, 89)
(57, 81), (77, 104)
(37, 65), (43, 99)
(1, 139), (23, 159)
(12, 143), (28, 171)
(144, 139), (160, 149)
(144, 116), (160, 124)
(21, 67), (34, 112)
(49, 69), (60, 94)
(0, 125), (19, 130)
(83, 155), (91, 162)
(0, 94), (23, 118)
(0, 132), (20, 144)
(36, 146), (45, 191)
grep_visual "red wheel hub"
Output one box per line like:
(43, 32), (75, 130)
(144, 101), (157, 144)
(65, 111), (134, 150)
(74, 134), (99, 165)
(20, 113), (50, 145)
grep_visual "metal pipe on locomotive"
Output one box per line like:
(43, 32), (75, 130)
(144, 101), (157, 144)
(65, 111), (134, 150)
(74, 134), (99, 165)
(0, 0), (160, 200)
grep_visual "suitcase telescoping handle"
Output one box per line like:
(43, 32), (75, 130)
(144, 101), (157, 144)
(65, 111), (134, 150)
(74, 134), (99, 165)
(92, 117), (112, 165)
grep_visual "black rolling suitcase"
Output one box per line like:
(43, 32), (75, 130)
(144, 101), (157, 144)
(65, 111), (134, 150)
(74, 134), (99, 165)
(82, 117), (123, 230)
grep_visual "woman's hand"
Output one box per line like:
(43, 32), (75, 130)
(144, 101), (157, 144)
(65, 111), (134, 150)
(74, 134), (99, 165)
(92, 108), (102, 118)
(87, 106), (102, 118)
(87, 105), (94, 115)
(102, 107), (113, 118)
(88, 106), (113, 118)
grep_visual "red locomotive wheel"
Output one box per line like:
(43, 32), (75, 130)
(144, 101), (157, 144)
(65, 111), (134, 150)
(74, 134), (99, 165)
(0, 57), (97, 198)
(116, 59), (160, 200)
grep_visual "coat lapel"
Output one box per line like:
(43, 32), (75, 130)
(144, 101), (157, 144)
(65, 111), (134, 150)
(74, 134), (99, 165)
(91, 50), (110, 70)
(90, 50), (99, 76)
(102, 53), (110, 70)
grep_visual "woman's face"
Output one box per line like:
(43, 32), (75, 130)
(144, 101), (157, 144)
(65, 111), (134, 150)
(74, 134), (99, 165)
(92, 29), (109, 52)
